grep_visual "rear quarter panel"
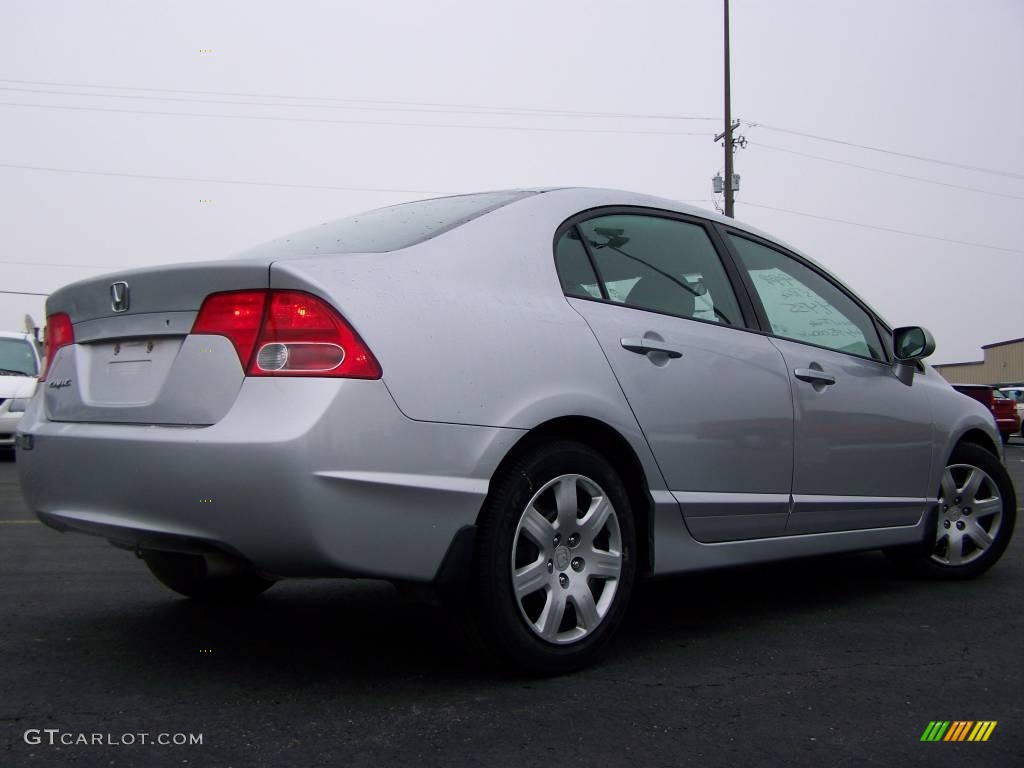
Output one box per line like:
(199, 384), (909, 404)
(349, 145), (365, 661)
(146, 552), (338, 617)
(267, 189), (674, 491)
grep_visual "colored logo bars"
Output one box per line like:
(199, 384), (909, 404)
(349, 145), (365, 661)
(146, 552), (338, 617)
(921, 721), (997, 742)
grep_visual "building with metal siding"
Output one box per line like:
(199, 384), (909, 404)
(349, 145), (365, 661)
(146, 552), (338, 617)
(933, 338), (1024, 385)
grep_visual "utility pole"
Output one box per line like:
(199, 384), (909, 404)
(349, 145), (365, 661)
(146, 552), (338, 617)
(723, 0), (735, 217)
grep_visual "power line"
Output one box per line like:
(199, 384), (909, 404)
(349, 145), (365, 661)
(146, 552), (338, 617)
(0, 100), (714, 138)
(0, 160), (716, 208)
(0, 77), (719, 122)
(3, 78), (1017, 179)
(0, 161), (450, 195)
(0, 161), (715, 279)
(0, 289), (48, 296)
(744, 120), (1024, 180)
(1, 159), (1016, 258)
(742, 201), (1024, 255)
(0, 85), (722, 123)
(0, 258), (126, 269)
(752, 142), (1024, 201)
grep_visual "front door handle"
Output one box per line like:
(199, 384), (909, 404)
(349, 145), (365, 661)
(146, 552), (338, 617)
(794, 368), (836, 385)
(621, 337), (683, 359)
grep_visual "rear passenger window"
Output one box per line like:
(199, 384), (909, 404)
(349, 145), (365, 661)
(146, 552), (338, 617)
(576, 215), (742, 326)
(555, 230), (602, 299)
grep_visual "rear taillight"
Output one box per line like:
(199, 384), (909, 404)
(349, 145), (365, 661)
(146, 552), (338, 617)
(39, 312), (74, 382)
(191, 291), (267, 367)
(249, 290), (381, 378)
(192, 290), (381, 379)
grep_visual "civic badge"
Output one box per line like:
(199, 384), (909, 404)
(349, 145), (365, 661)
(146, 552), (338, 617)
(111, 281), (129, 312)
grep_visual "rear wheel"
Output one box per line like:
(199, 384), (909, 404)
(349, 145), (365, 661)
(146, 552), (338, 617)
(468, 441), (636, 675)
(889, 443), (1016, 579)
(142, 550), (274, 600)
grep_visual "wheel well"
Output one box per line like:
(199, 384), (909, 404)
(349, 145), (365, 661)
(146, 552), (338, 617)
(482, 416), (655, 577)
(956, 428), (1001, 458)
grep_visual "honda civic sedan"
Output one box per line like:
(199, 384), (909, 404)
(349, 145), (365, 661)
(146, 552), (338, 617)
(15, 188), (1016, 673)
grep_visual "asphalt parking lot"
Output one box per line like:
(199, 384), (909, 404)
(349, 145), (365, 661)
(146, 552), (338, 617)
(1, 442), (1022, 768)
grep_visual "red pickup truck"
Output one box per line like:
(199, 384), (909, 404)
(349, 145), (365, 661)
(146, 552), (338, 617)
(951, 384), (1021, 443)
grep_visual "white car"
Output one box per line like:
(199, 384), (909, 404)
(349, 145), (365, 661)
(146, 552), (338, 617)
(1000, 387), (1024, 434)
(0, 331), (41, 449)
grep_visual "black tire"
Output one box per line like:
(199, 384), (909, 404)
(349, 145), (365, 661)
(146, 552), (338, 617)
(467, 441), (637, 675)
(142, 550), (274, 600)
(888, 442), (1016, 580)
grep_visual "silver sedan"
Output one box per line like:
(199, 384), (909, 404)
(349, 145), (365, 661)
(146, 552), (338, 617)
(16, 188), (1016, 673)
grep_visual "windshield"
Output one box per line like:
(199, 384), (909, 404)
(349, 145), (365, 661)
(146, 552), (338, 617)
(242, 190), (538, 257)
(0, 337), (39, 376)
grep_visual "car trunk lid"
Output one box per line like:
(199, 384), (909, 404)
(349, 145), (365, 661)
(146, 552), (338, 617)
(44, 260), (269, 426)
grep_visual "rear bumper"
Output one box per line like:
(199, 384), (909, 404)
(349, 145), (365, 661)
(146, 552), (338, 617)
(15, 379), (523, 581)
(996, 416), (1020, 435)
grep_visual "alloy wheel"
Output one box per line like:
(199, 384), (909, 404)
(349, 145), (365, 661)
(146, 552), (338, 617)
(510, 474), (623, 644)
(932, 463), (1004, 567)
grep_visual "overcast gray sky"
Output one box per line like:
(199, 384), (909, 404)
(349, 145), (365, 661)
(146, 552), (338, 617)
(1, 0), (1021, 364)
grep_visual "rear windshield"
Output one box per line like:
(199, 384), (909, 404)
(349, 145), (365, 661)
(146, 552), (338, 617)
(0, 338), (38, 377)
(243, 190), (537, 257)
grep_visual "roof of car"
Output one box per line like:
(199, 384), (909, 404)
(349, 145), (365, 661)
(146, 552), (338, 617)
(0, 331), (33, 340)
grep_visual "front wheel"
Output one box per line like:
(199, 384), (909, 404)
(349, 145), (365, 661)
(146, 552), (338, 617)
(142, 550), (274, 600)
(889, 443), (1016, 579)
(468, 441), (637, 675)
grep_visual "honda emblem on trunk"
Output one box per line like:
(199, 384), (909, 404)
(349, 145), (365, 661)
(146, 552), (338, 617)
(110, 281), (129, 312)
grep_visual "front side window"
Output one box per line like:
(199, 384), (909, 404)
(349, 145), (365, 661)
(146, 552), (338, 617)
(0, 338), (39, 377)
(727, 234), (885, 361)
(570, 214), (743, 326)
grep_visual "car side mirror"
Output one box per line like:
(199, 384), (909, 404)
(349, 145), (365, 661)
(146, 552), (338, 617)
(892, 326), (935, 362)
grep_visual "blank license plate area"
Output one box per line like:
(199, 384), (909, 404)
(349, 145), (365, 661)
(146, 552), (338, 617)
(87, 338), (183, 405)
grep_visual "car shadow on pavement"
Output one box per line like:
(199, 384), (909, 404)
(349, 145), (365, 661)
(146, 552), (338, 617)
(623, 550), (909, 642)
(41, 549), (936, 684)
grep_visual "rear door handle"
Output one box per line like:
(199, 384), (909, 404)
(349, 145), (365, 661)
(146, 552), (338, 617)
(620, 337), (683, 359)
(794, 368), (836, 385)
